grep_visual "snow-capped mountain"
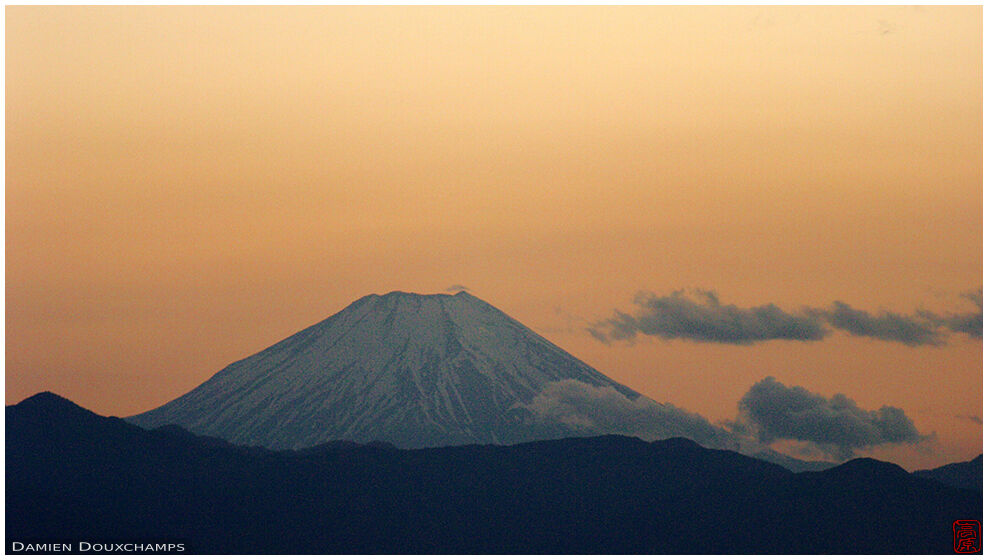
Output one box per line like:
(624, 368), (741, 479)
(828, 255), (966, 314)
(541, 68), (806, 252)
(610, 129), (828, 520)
(129, 291), (642, 449)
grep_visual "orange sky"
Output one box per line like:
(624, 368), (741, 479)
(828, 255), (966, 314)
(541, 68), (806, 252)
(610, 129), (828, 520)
(6, 6), (982, 469)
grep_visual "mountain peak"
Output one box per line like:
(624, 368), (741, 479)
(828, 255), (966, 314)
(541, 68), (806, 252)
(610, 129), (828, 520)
(830, 457), (909, 479)
(376, 290), (472, 298)
(7, 392), (107, 441)
(129, 292), (639, 450)
(18, 390), (70, 405)
(11, 391), (95, 418)
(367, 290), (484, 309)
(341, 290), (488, 318)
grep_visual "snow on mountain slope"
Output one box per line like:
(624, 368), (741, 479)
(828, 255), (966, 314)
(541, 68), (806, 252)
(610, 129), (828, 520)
(128, 291), (642, 449)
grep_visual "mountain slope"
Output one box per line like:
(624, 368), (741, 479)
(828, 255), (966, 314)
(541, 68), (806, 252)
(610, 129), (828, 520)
(913, 454), (983, 492)
(9, 394), (981, 554)
(129, 291), (641, 449)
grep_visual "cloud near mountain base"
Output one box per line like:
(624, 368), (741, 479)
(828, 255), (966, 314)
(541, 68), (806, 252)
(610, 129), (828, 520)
(519, 378), (931, 462)
(736, 377), (930, 460)
(516, 379), (737, 449)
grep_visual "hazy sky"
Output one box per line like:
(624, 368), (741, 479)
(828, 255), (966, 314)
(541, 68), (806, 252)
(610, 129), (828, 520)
(6, 6), (981, 469)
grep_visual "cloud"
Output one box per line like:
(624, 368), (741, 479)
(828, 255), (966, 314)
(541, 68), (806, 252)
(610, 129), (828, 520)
(518, 378), (930, 463)
(588, 290), (826, 345)
(516, 379), (737, 449)
(956, 414), (982, 426)
(922, 289), (982, 339)
(590, 289), (982, 346)
(814, 301), (942, 346)
(445, 284), (470, 293)
(737, 377), (929, 460)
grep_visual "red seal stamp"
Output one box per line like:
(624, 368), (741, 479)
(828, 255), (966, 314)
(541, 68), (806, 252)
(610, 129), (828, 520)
(954, 520), (981, 553)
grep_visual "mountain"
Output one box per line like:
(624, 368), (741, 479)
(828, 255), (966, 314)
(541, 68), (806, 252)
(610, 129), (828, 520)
(129, 291), (643, 449)
(751, 447), (836, 472)
(8, 393), (981, 554)
(914, 454), (983, 492)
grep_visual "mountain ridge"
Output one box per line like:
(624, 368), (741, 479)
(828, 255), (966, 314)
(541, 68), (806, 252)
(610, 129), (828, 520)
(7, 393), (981, 554)
(913, 454), (983, 492)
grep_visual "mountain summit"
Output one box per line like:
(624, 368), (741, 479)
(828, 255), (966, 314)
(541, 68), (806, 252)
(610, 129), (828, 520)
(129, 291), (641, 449)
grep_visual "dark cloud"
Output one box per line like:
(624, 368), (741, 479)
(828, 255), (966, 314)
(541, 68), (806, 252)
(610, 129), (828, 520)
(963, 289), (982, 308)
(519, 379), (930, 464)
(517, 379), (737, 449)
(956, 414), (982, 426)
(737, 377), (929, 460)
(922, 290), (982, 339)
(814, 301), (942, 346)
(942, 314), (983, 338)
(590, 289), (982, 346)
(588, 290), (827, 345)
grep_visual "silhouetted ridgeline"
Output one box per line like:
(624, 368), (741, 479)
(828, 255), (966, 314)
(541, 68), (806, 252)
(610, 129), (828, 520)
(913, 454), (983, 492)
(7, 392), (982, 554)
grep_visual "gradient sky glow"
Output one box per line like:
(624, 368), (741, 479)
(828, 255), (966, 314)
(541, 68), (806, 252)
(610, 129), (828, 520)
(6, 6), (982, 469)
